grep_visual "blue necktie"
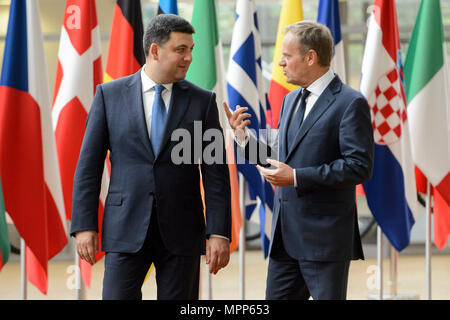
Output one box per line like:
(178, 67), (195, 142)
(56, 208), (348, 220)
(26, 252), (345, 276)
(150, 84), (167, 155)
(287, 89), (310, 150)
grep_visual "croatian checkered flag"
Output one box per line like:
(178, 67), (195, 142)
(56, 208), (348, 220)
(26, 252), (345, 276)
(360, 0), (419, 251)
(227, 0), (273, 257)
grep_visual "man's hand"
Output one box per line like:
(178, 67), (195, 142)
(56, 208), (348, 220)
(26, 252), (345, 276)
(222, 101), (251, 143)
(206, 237), (230, 275)
(75, 230), (98, 265)
(257, 159), (295, 186)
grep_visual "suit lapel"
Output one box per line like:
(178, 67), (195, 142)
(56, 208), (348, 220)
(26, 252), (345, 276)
(280, 89), (302, 161)
(156, 80), (191, 159)
(126, 70), (156, 161)
(286, 76), (341, 161)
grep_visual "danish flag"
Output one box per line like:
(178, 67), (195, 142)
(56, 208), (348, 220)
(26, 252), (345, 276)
(52, 0), (109, 287)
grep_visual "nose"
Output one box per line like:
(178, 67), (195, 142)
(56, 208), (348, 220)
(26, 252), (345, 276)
(185, 51), (193, 63)
(279, 57), (285, 66)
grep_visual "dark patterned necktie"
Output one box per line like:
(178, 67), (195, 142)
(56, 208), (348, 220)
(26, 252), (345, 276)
(287, 89), (310, 150)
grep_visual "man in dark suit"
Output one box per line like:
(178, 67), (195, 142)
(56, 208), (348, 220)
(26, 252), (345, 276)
(224, 21), (374, 300)
(71, 14), (231, 300)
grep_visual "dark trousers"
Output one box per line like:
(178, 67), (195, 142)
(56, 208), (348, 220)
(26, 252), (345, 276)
(102, 212), (200, 300)
(266, 219), (350, 300)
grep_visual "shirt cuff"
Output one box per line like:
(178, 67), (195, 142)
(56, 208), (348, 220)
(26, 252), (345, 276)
(210, 234), (230, 242)
(293, 168), (297, 187)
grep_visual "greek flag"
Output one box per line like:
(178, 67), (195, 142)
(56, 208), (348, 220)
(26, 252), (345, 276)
(227, 0), (273, 257)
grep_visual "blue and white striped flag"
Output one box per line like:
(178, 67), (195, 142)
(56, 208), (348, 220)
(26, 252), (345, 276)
(317, 0), (346, 82)
(227, 0), (273, 257)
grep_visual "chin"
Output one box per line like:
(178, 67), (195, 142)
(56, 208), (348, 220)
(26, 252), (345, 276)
(176, 72), (188, 81)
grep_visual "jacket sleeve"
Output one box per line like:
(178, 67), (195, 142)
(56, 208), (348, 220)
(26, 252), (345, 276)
(200, 92), (232, 241)
(70, 85), (110, 236)
(295, 96), (374, 195)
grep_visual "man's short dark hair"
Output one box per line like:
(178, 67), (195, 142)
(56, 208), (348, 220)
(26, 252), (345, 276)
(143, 14), (195, 57)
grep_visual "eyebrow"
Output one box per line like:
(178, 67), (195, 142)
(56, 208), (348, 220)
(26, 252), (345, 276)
(175, 44), (194, 50)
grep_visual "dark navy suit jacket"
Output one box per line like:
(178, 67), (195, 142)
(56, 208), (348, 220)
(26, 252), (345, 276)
(70, 70), (231, 256)
(247, 75), (374, 261)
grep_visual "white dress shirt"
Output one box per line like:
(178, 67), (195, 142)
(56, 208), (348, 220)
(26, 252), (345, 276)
(141, 66), (173, 139)
(292, 68), (335, 123)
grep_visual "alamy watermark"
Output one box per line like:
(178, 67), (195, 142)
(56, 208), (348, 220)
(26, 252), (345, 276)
(170, 121), (277, 165)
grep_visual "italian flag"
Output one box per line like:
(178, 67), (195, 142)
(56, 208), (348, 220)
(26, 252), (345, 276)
(186, 0), (241, 253)
(404, 0), (450, 249)
(267, 0), (303, 128)
(0, 178), (9, 271)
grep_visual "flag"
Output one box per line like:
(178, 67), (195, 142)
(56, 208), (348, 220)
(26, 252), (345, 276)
(316, 0), (367, 197)
(103, 0), (144, 175)
(104, 0), (145, 83)
(267, 0), (303, 128)
(227, 0), (273, 257)
(52, 0), (108, 287)
(317, 0), (346, 83)
(360, 0), (419, 251)
(0, 178), (9, 271)
(158, 0), (178, 15)
(0, 0), (67, 293)
(404, 0), (450, 249)
(186, 0), (241, 253)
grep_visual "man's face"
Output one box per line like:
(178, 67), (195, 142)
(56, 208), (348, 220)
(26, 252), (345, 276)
(279, 32), (308, 87)
(155, 32), (194, 83)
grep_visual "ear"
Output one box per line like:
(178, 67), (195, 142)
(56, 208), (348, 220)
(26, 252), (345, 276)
(149, 43), (159, 61)
(306, 49), (318, 66)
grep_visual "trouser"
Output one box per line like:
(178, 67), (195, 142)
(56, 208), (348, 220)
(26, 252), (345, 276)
(102, 212), (200, 300)
(266, 219), (350, 300)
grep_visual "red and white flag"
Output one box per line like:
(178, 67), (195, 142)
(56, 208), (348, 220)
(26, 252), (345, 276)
(52, 0), (109, 287)
(0, 0), (67, 293)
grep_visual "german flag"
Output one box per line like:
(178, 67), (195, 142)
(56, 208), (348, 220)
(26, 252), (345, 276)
(104, 0), (145, 83)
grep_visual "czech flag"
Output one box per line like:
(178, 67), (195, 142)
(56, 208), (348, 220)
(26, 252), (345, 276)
(0, 0), (67, 293)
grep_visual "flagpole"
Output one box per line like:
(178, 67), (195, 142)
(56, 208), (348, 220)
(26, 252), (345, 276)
(388, 245), (397, 297)
(377, 226), (383, 300)
(384, 245), (419, 300)
(238, 173), (246, 300)
(205, 262), (212, 300)
(74, 248), (85, 300)
(425, 181), (432, 300)
(20, 238), (27, 300)
(198, 256), (203, 299)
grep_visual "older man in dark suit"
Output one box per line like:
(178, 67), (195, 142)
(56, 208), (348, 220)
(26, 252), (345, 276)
(225, 20), (374, 300)
(71, 14), (231, 300)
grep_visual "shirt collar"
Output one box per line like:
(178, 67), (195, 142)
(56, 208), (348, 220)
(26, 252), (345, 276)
(305, 68), (335, 97)
(140, 65), (173, 93)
